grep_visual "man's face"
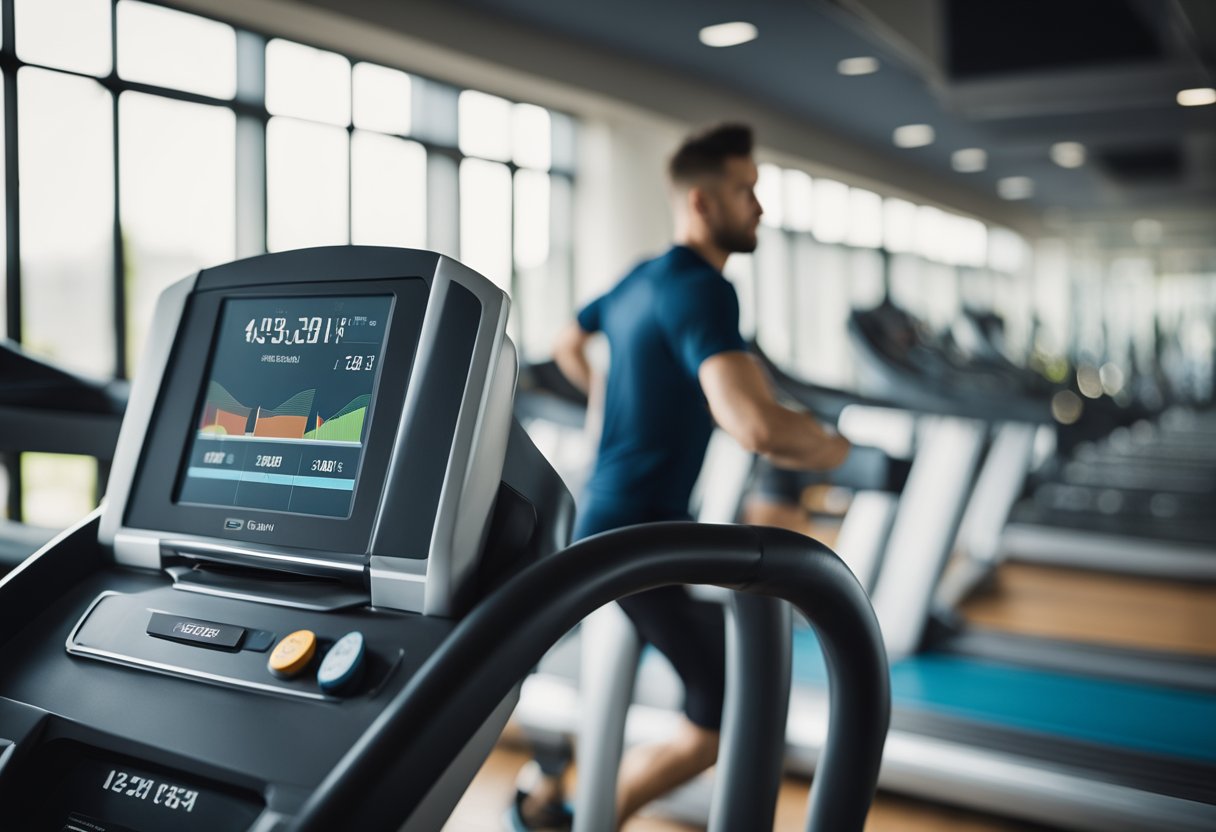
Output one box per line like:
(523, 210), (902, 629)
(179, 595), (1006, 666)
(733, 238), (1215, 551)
(703, 156), (763, 253)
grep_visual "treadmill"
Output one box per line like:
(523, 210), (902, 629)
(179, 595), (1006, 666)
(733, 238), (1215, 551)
(0, 247), (890, 831)
(0, 342), (128, 570)
(831, 306), (1216, 829)
(860, 302), (1216, 581)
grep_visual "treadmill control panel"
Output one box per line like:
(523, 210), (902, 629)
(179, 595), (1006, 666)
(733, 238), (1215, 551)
(68, 590), (405, 701)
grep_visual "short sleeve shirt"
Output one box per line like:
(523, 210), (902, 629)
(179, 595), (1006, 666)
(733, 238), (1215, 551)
(577, 246), (746, 522)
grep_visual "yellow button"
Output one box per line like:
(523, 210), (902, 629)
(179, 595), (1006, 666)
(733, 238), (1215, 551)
(268, 630), (317, 678)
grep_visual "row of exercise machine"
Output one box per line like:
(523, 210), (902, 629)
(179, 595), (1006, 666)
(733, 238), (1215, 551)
(0, 247), (888, 831)
(512, 298), (1216, 830)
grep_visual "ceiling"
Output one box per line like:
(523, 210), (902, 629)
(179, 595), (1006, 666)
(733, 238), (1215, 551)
(285, 0), (1216, 244)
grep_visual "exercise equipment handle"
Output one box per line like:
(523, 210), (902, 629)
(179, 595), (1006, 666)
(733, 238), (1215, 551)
(292, 522), (890, 832)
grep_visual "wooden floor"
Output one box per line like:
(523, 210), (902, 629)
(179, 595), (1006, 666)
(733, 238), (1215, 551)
(443, 556), (1216, 831)
(445, 743), (1055, 831)
(959, 561), (1216, 656)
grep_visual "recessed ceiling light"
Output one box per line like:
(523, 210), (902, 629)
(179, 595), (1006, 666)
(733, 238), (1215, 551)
(838, 56), (879, 76)
(698, 22), (758, 48)
(893, 124), (934, 148)
(997, 176), (1034, 200)
(1177, 87), (1216, 107)
(1050, 141), (1086, 168)
(952, 148), (987, 172)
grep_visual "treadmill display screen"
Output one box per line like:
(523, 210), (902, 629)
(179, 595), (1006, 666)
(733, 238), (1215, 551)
(176, 295), (392, 518)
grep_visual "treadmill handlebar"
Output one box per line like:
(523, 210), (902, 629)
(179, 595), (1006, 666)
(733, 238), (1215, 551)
(292, 523), (890, 832)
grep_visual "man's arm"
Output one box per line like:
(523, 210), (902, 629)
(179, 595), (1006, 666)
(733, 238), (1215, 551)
(553, 321), (595, 395)
(699, 351), (851, 470)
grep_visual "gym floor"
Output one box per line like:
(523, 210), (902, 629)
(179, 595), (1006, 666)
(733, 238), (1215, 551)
(443, 557), (1216, 831)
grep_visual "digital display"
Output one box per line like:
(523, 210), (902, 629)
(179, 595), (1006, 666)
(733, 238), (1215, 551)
(176, 295), (392, 518)
(16, 742), (263, 832)
(101, 767), (198, 813)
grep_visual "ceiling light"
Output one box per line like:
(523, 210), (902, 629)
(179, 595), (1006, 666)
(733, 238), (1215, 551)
(838, 56), (879, 76)
(997, 176), (1034, 200)
(698, 22), (758, 48)
(1177, 87), (1216, 107)
(1050, 141), (1086, 168)
(952, 148), (987, 172)
(893, 124), (934, 148)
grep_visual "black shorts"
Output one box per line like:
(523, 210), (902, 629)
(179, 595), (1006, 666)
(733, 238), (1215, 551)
(575, 502), (727, 730)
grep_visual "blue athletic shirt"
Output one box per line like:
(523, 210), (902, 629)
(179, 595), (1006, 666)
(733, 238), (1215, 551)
(576, 245), (746, 522)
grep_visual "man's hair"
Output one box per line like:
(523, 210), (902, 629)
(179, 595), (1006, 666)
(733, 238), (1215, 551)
(668, 123), (753, 187)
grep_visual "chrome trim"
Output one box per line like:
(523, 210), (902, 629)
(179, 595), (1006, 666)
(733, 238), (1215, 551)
(1002, 522), (1216, 580)
(428, 332), (515, 615)
(167, 581), (352, 611)
(955, 421), (1038, 568)
(104, 274), (198, 554)
(369, 556), (428, 612)
(67, 643), (335, 702)
(163, 538), (366, 575)
(869, 416), (987, 660)
(369, 254), (513, 615)
(876, 730), (1216, 832)
(65, 590), (122, 651)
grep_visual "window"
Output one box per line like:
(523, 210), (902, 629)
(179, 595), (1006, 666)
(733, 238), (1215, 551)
(812, 178), (849, 244)
(117, 1), (236, 99)
(738, 161), (1018, 387)
(458, 90), (512, 162)
(16, 0), (112, 77)
(351, 132), (427, 247)
(353, 62), (411, 134)
(460, 157), (513, 292)
(120, 93), (235, 370)
(19, 68), (115, 378)
(513, 103), (551, 170)
(756, 164), (783, 228)
(782, 169), (813, 233)
(265, 39), (350, 126)
(266, 117), (350, 251)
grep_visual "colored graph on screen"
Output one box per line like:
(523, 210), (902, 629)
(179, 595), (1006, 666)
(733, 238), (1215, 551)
(199, 382), (369, 443)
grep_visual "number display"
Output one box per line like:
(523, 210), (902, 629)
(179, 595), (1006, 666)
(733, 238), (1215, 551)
(244, 316), (347, 346)
(103, 768), (198, 813)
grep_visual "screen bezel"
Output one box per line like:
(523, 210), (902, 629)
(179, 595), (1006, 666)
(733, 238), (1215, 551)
(125, 277), (429, 554)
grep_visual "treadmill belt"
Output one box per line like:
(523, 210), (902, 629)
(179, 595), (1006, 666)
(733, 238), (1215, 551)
(791, 628), (1216, 765)
(889, 707), (1216, 805)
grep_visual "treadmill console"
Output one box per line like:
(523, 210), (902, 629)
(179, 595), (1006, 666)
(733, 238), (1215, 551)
(103, 246), (521, 615)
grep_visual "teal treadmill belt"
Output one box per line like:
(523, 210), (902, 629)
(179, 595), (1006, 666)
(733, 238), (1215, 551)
(791, 627), (1216, 764)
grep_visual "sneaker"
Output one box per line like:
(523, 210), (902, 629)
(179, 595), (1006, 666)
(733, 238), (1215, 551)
(502, 788), (573, 832)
